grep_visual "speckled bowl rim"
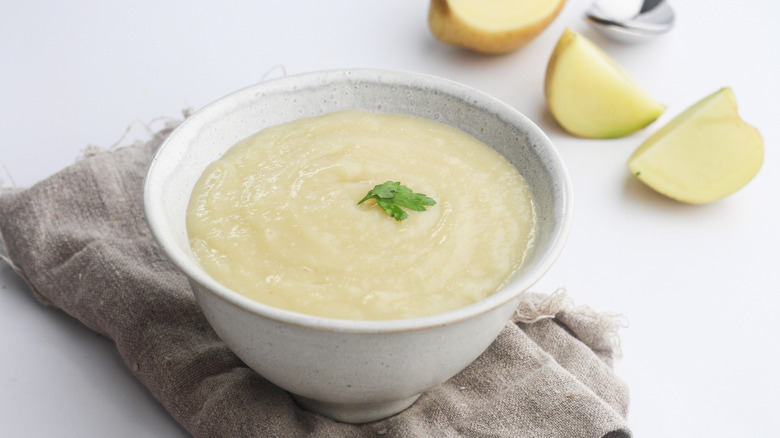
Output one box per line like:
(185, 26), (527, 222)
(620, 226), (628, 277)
(144, 68), (574, 334)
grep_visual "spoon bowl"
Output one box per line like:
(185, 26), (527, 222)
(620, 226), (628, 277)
(585, 0), (675, 43)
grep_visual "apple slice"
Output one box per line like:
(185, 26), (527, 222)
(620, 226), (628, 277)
(428, 0), (567, 54)
(544, 28), (665, 138)
(627, 87), (763, 204)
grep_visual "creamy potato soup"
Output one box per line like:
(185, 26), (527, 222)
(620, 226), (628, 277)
(186, 110), (536, 320)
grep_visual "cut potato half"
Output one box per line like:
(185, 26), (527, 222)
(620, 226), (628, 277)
(627, 87), (763, 204)
(544, 28), (664, 138)
(428, 0), (567, 54)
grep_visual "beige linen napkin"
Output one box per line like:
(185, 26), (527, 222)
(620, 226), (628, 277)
(0, 125), (631, 437)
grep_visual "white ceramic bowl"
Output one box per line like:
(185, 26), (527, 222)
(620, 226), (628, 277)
(144, 69), (573, 423)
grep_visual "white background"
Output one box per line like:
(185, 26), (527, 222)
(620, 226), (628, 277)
(2, 1), (778, 436)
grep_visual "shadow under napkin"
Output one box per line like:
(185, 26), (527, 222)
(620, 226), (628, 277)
(0, 126), (631, 438)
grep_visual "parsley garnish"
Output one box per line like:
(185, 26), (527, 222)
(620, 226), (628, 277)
(358, 181), (436, 221)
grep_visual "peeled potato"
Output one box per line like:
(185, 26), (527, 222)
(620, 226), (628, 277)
(428, 0), (567, 54)
(627, 87), (763, 204)
(544, 28), (665, 138)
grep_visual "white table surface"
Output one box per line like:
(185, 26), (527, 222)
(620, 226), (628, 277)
(2, 1), (779, 436)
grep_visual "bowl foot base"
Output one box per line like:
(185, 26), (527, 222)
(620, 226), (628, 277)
(292, 393), (422, 424)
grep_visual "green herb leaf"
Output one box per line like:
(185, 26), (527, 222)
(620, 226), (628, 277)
(358, 181), (436, 221)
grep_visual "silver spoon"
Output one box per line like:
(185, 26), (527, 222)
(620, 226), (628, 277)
(585, 0), (675, 43)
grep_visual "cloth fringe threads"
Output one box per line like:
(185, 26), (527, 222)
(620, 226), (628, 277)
(514, 289), (628, 356)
